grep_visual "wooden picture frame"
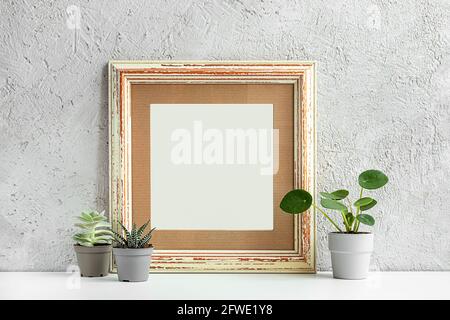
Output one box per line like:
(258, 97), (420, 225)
(109, 61), (317, 273)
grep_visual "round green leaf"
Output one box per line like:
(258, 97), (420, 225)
(354, 197), (374, 207)
(358, 170), (388, 190)
(356, 214), (375, 226)
(320, 189), (349, 200)
(360, 199), (377, 211)
(319, 192), (335, 199)
(320, 198), (347, 211)
(280, 189), (313, 214)
(331, 189), (349, 199)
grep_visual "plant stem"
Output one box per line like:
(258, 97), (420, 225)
(312, 204), (342, 232)
(341, 211), (350, 232)
(345, 198), (355, 229)
(354, 187), (364, 232)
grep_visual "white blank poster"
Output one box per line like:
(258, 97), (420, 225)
(150, 104), (274, 230)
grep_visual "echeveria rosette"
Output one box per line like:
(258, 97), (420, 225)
(73, 210), (114, 247)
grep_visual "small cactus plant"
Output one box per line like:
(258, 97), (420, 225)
(73, 210), (114, 247)
(113, 220), (155, 249)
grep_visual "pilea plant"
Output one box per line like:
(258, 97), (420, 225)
(73, 210), (114, 246)
(280, 169), (388, 233)
(113, 220), (156, 248)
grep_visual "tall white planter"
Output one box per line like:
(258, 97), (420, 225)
(328, 233), (374, 280)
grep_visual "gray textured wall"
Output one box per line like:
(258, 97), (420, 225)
(1, 0), (449, 271)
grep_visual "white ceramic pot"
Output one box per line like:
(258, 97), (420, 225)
(328, 232), (374, 280)
(113, 247), (154, 282)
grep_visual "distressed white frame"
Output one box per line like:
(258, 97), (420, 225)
(109, 61), (317, 273)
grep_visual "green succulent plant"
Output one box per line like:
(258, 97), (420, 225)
(280, 169), (388, 233)
(73, 210), (114, 247)
(113, 220), (156, 249)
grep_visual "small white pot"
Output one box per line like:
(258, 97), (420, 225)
(328, 232), (374, 280)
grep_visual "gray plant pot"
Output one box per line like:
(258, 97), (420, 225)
(113, 247), (154, 282)
(328, 232), (374, 280)
(74, 244), (111, 277)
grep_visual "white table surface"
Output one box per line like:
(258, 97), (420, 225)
(0, 272), (449, 300)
